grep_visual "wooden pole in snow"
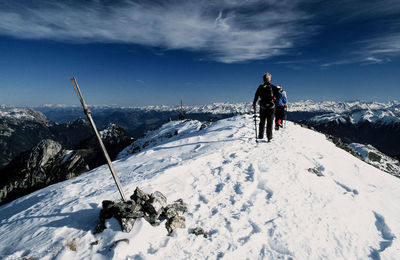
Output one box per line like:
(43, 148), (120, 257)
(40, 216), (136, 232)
(70, 77), (127, 202)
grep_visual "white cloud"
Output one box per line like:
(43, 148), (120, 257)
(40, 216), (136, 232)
(0, 0), (313, 63)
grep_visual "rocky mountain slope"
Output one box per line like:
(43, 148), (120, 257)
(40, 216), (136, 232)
(0, 108), (93, 168)
(0, 139), (89, 205)
(0, 122), (134, 206)
(0, 108), (54, 168)
(0, 109), (134, 205)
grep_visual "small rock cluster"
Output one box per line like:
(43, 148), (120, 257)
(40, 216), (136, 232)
(95, 187), (187, 234)
(307, 167), (324, 177)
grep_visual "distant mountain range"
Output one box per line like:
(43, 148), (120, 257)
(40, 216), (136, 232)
(287, 101), (400, 161)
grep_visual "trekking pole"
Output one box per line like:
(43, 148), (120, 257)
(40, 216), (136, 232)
(284, 106), (288, 127)
(253, 106), (258, 143)
(70, 77), (127, 202)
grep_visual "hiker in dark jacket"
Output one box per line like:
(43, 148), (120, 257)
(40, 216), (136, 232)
(252, 73), (279, 141)
(274, 85), (288, 130)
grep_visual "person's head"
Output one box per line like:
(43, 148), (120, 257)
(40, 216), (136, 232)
(263, 73), (271, 83)
(278, 85), (283, 92)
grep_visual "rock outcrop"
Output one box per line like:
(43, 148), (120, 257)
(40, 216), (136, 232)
(0, 139), (89, 205)
(95, 187), (187, 234)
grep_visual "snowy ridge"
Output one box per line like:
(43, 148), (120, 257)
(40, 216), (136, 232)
(349, 143), (400, 177)
(293, 101), (400, 125)
(288, 100), (400, 113)
(309, 110), (400, 125)
(0, 108), (44, 121)
(1, 115), (400, 259)
(117, 120), (206, 159)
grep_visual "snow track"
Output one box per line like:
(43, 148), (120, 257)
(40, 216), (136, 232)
(1, 115), (400, 259)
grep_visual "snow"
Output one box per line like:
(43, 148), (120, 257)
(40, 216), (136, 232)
(309, 113), (346, 124)
(349, 143), (400, 177)
(0, 108), (36, 120)
(61, 150), (74, 165)
(349, 143), (370, 158)
(1, 115), (400, 259)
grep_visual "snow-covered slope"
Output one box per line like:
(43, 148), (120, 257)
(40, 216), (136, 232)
(349, 143), (400, 178)
(1, 115), (400, 259)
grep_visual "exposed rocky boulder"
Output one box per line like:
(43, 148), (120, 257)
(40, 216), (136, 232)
(0, 139), (89, 205)
(95, 187), (187, 234)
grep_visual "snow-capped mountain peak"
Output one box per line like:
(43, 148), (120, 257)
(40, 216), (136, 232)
(0, 108), (51, 125)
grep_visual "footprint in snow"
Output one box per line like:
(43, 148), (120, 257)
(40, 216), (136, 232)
(215, 183), (224, 193)
(369, 211), (395, 260)
(234, 183), (243, 195)
(257, 180), (274, 201)
(245, 164), (255, 182)
(334, 181), (359, 196)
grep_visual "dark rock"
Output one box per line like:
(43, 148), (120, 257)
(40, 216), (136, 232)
(144, 191), (167, 215)
(120, 218), (136, 233)
(96, 187), (187, 234)
(368, 152), (382, 162)
(192, 227), (208, 238)
(130, 187), (151, 205)
(109, 238), (129, 251)
(0, 139), (89, 206)
(166, 216), (186, 234)
(142, 191), (167, 225)
(163, 207), (179, 219)
(308, 167), (324, 177)
(96, 199), (144, 233)
(162, 199), (188, 219)
(90, 240), (99, 246)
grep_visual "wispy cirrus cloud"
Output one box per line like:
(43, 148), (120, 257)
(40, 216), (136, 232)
(0, 0), (314, 63)
(315, 0), (400, 67)
(321, 31), (400, 67)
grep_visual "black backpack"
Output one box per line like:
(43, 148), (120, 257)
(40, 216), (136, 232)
(258, 84), (275, 109)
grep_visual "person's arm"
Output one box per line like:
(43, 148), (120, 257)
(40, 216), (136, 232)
(253, 86), (260, 107)
(282, 90), (288, 108)
(272, 84), (280, 99)
(282, 91), (288, 104)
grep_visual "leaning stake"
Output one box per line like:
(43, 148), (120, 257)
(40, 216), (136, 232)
(70, 77), (127, 201)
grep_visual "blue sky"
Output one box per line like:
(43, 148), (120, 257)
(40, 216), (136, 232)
(0, 0), (399, 106)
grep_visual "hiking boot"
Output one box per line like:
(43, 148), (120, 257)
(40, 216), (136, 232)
(275, 125), (279, 130)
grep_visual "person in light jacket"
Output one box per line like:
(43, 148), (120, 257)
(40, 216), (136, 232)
(274, 85), (288, 130)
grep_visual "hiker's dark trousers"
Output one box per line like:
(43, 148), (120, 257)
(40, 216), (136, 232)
(275, 106), (285, 125)
(259, 107), (275, 140)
